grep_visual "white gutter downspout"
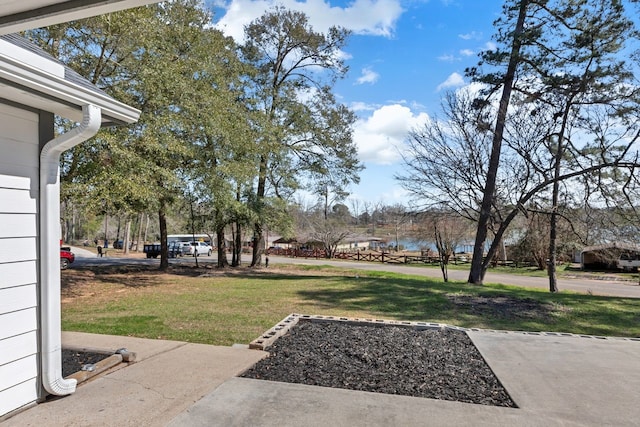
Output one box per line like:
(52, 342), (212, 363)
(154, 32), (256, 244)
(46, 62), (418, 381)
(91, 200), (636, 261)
(40, 104), (101, 396)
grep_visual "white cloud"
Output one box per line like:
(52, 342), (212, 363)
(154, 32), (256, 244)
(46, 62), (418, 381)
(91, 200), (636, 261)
(458, 31), (482, 40)
(353, 104), (429, 165)
(349, 183), (411, 205)
(335, 49), (353, 61)
(356, 67), (380, 85)
(436, 72), (465, 91)
(484, 41), (497, 51)
(438, 53), (456, 62)
(439, 50), (475, 62)
(350, 101), (377, 112)
(454, 81), (487, 99)
(213, 0), (404, 43)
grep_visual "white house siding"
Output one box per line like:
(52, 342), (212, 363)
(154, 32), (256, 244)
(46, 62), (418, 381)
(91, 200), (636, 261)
(0, 103), (40, 417)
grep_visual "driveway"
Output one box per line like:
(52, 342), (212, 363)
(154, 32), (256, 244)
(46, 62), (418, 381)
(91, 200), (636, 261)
(264, 255), (640, 298)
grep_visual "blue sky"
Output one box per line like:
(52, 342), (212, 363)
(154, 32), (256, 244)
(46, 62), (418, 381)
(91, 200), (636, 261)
(207, 0), (505, 206)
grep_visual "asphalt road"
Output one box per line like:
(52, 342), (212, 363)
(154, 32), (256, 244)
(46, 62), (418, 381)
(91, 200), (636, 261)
(71, 248), (640, 298)
(263, 255), (640, 298)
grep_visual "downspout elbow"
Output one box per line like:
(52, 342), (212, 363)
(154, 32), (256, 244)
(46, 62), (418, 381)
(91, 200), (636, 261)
(40, 104), (101, 396)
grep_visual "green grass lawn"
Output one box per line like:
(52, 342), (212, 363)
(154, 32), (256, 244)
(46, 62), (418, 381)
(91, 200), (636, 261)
(61, 264), (640, 345)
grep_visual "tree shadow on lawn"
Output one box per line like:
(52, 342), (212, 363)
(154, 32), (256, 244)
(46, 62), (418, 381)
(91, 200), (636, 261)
(62, 265), (172, 295)
(295, 275), (524, 323)
(296, 276), (640, 335)
(63, 264), (640, 335)
(62, 263), (281, 292)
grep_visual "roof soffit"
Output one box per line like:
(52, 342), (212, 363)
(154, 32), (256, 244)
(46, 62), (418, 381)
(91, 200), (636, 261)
(0, 0), (159, 35)
(0, 50), (140, 124)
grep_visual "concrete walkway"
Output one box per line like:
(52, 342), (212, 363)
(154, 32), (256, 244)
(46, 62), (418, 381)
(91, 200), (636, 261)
(4, 330), (640, 426)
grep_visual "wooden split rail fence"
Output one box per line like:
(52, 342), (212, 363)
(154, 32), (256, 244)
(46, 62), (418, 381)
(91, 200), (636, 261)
(267, 248), (470, 266)
(267, 248), (533, 268)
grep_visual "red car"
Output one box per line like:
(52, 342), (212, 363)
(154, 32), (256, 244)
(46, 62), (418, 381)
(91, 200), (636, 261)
(60, 248), (75, 269)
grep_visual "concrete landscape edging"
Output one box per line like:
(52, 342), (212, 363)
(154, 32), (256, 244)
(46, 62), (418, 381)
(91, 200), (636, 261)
(248, 313), (640, 351)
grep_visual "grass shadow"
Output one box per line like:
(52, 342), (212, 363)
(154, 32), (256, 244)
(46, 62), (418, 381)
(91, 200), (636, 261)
(298, 275), (460, 321)
(296, 271), (640, 336)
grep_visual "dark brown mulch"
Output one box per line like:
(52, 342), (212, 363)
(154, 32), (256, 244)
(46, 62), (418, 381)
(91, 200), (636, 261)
(62, 350), (111, 378)
(241, 321), (516, 407)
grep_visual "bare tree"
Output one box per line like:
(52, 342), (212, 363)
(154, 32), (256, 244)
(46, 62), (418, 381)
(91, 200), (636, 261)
(383, 204), (409, 251)
(465, 0), (640, 291)
(429, 210), (474, 282)
(304, 211), (351, 258)
(399, 84), (640, 287)
(348, 197), (362, 227)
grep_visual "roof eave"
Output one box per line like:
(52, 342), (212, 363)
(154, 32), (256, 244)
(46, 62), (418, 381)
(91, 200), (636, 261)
(0, 0), (159, 35)
(0, 52), (140, 124)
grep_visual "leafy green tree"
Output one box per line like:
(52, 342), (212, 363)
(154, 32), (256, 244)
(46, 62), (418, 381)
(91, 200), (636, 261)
(241, 7), (362, 266)
(28, 8), (160, 245)
(175, 20), (257, 267)
(29, 1), (254, 269)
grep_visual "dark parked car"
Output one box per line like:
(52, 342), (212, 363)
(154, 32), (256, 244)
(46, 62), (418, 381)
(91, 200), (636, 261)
(113, 239), (124, 249)
(168, 241), (187, 258)
(60, 248), (75, 269)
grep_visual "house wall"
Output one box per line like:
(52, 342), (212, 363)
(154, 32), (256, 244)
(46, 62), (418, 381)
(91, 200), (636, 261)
(336, 241), (374, 251)
(0, 103), (40, 417)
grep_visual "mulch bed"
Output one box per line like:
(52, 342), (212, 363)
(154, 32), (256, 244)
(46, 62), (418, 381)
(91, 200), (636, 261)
(241, 321), (516, 407)
(62, 350), (111, 378)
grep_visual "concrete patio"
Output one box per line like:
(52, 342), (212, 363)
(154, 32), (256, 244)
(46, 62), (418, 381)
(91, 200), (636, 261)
(3, 328), (639, 426)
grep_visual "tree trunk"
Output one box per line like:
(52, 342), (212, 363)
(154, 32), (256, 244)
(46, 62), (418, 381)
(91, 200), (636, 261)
(324, 186), (329, 220)
(216, 225), (228, 268)
(251, 154), (268, 267)
(251, 223), (265, 267)
(158, 203), (169, 270)
(434, 226), (449, 282)
(115, 215), (121, 244)
(231, 223), (238, 267)
(233, 222), (242, 267)
(189, 200), (198, 268)
(547, 94), (575, 293)
(547, 216), (559, 292)
(136, 212), (144, 252)
(548, 139), (567, 292)
(103, 213), (109, 245)
(468, 0), (528, 285)
(143, 213), (149, 246)
(123, 218), (131, 255)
